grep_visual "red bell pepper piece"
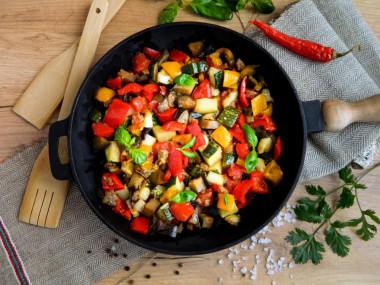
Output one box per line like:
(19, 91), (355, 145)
(210, 183), (221, 193)
(130, 216), (150, 234)
(232, 179), (254, 204)
(131, 96), (147, 113)
(236, 143), (250, 160)
(168, 147), (183, 177)
(162, 169), (172, 183)
(159, 85), (167, 96)
(103, 99), (130, 128)
(178, 173), (185, 183)
(142, 83), (159, 103)
(143, 47), (161, 61)
(156, 108), (177, 124)
(132, 52), (150, 73)
(182, 151), (189, 167)
(169, 202), (194, 222)
(239, 76), (250, 107)
(112, 197), (131, 220)
(191, 79), (212, 100)
(224, 175), (240, 193)
(106, 77), (122, 89)
(162, 121), (186, 134)
(117, 82), (143, 96)
(185, 121), (206, 150)
(227, 163), (247, 180)
(152, 141), (171, 156)
(102, 172), (125, 191)
(92, 122), (114, 138)
(250, 171), (269, 194)
(237, 113), (246, 128)
(168, 49), (189, 62)
(274, 136), (282, 160)
(229, 125), (247, 143)
(148, 100), (159, 113)
(250, 114), (277, 132)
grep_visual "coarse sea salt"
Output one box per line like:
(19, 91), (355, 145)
(240, 266), (248, 274)
(218, 259), (224, 265)
(241, 244), (248, 249)
(227, 252), (234, 259)
(218, 277), (223, 282)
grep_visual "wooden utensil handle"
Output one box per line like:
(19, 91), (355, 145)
(322, 94), (380, 132)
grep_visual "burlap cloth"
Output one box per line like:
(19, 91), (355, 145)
(1, 0), (379, 284)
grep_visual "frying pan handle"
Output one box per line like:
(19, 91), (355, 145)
(302, 100), (326, 134)
(48, 118), (73, 181)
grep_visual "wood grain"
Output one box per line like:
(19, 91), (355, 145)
(0, 0), (379, 284)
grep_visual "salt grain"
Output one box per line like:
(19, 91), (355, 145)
(289, 262), (294, 269)
(218, 277), (223, 283)
(272, 281), (277, 285)
(290, 274), (294, 279)
(242, 257), (248, 261)
(218, 259), (224, 265)
(241, 244), (248, 249)
(227, 252), (234, 259)
(240, 266), (248, 274)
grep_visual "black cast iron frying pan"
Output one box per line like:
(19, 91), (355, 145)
(48, 22), (380, 255)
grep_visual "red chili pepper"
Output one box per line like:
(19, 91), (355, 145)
(191, 79), (212, 100)
(196, 189), (214, 207)
(169, 202), (194, 222)
(236, 143), (250, 160)
(237, 113), (246, 128)
(132, 52), (150, 73)
(106, 77), (122, 89)
(102, 172), (125, 191)
(232, 179), (254, 204)
(162, 169), (172, 183)
(130, 216), (150, 234)
(229, 124), (247, 143)
(168, 147), (183, 177)
(162, 121), (186, 134)
(103, 99), (130, 128)
(227, 163), (247, 180)
(169, 49), (189, 62)
(117, 83), (143, 96)
(239, 76), (250, 107)
(224, 175), (240, 193)
(250, 114), (277, 132)
(92, 122), (114, 138)
(143, 47), (161, 61)
(142, 83), (159, 102)
(274, 136), (282, 160)
(131, 96), (147, 113)
(250, 19), (361, 62)
(186, 121), (206, 150)
(250, 171), (269, 194)
(112, 197), (131, 220)
(155, 107), (177, 124)
(159, 85), (167, 96)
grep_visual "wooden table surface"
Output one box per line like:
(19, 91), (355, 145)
(1, 0), (380, 284)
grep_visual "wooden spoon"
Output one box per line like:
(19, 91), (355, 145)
(18, 0), (109, 228)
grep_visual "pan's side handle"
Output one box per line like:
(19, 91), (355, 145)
(48, 118), (72, 180)
(302, 100), (326, 134)
(322, 94), (380, 132)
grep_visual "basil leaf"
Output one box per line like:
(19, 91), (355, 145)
(245, 150), (258, 173)
(188, 0), (233, 21)
(170, 190), (197, 203)
(243, 123), (258, 148)
(159, 2), (180, 24)
(224, 193), (229, 205)
(174, 74), (197, 86)
(128, 148), (147, 165)
(226, 0), (247, 11)
(181, 136), (196, 149)
(250, 0), (275, 14)
(180, 149), (196, 158)
(115, 126), (131, 147)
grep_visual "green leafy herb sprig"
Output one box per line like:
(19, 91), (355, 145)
(242, 123), (258, 173)
(286, 163), (380, 265)
(159, 0), (275, 29)
(177, 136), (196, 158)
(115, 126), (147, 165)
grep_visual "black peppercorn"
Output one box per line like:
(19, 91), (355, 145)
(145, 274), (151, 279)
(114, 238), (119, 243)
(174, 270), (180, 275)
(123, 254), (128, 258)
(178, 263), (184, 268)
(87, 250), (92, 254)
(128, 280), (134, 284)
(124, 266), (130, 271)
(152, 262), (157, 267)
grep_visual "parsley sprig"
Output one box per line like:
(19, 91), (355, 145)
(286, 163), (380, 265)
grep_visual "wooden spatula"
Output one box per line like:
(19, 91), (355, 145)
(12, 0), (126, 129)
(18, 0), (109, 228)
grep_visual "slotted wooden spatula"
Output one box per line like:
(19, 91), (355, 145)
(18, 0), (109, 228)
(12, 0), (126, 129)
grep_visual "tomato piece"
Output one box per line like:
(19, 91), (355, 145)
(182, 152), (189, 167)
(169, 49), (189, 62)
(142, 83), (159, 102)
(229, 124), (247, 143)
(227, 163), (247, 180)
(130, 217), (150, 234)
(132, 52), (150, 73)
(117, 82), (143, 96)
(236, 113), (246, 128)
(169, 202), (194, 222)
(156, 108), (177, 124)
(196, 189), (214, 207)
(274, 136), (282, 160)
(102, 172), (125, 191)
(152, 141), (171, 156)
(232, 179), (254, 204)
(162, 169), (172, 183)
(191, 79), (212, 100)
(185, 121), (206, 150)
(159, 85), (167, 96)
(92, 122), (114, 138)
(106, 77), (122, 89)
(250, 114), (277, 132)
(143, 47), (161, 60)
(236, 143), (250, 159)
(103, 99), (130, 128)
(131, 96), (147, 113)
(168, 147), (183, 176)
(239, 76), (250, 107)
(148, 100), (159, 113)
(224, 175), (240, 193)
(250, 171), (269, 194)
(210, 183), (221, 193)
(112, 197), (131, 220)
(162, 121), (186, 134)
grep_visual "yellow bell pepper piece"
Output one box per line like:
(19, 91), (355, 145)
(240, 65), (256, 79)
(208, 52), (223, 67)
(139, 144), (153, 155)
(211, 126), (233, 148)
(263, 160), (284, 186)
(223, 70), (240, 88)
(236, 157), (246, 168)
(215, 48), (235, 62)
(217, 193), (235, 211)
(160, 189), (179, 204)
(161, 61), (182, 78)
(251, 93), (267, 116)
(172, 134), (193, 145)
(261, 102), (273, 117)
(95, 87), (116, 102)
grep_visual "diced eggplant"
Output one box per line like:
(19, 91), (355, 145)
(174, 109), (190, 124)
(149, 217), (178, 238)
(225, 214), (240, 226)
(121, 160), (134, 178)
(128, 172), (144, 189)
(142, 198), (160, 217)
(188, 40), (204, 57)
(104, 162), (122, 176)
(172, 84), (196, 96)
(235, 58), (245, 71)
(190, 112), (203, 119)
(157, 97), (171, 113)
(199, 214), (214, 229)
(257, 137), (274, 154)
(177, 96), (196, 109)
(102, 190), (117, 206)
(199, 119), (220, 130)
(93, 136), (110, 152)
(188, 177), (207, 193)
(117, 69), (137, 83)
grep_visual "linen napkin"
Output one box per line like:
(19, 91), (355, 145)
(1, 0), (380, 284)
